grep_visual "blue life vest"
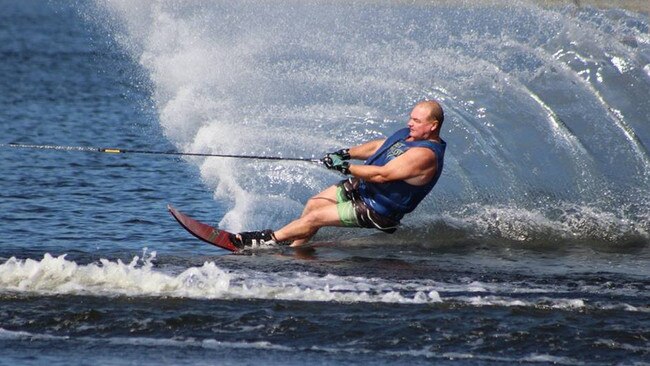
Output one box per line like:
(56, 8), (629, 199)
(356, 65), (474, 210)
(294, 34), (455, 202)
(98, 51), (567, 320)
(358, 128), (446, 220)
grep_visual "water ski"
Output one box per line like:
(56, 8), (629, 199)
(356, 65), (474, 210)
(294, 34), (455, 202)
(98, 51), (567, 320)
(167, 204), (240, 252)
(168, 204), (332, 254)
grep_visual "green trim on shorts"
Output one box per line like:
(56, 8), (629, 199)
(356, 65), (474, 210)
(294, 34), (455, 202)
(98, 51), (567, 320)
(335, 185), (359, 226)
(335, 184), (348, 204)
(337, 201), (359, 227)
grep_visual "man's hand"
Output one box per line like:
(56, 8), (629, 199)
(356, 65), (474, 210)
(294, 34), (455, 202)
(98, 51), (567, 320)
(327, 149), (350, 162)
(321, 148), (351, 174)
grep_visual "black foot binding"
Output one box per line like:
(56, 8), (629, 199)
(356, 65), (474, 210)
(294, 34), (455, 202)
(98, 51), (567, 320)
(230, 229), (277, 249)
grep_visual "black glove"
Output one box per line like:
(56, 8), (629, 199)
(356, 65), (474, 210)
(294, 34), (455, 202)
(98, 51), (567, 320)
(321, 148), (351, 174)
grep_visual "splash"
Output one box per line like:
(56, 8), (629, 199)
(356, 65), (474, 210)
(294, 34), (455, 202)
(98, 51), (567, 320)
(0, 253), (441, 303)
(89, 1), (650, 242)
(2, 253), (648, 311)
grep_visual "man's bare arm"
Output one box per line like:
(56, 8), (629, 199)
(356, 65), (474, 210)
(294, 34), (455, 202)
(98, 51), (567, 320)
(348, 139), (386, 160)
(349, 147), (437, 185)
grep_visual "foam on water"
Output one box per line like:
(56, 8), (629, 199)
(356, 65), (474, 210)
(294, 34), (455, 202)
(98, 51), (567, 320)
(310, 346), (587, 365)
(1, 253), (648, 312)
(0, 253), (440, 304)
(0, 327), (293, 352)
(88, 1), (650, 244)
(0, 327), (623, 365)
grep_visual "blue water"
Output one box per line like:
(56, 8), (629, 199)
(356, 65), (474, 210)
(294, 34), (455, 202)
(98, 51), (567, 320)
(1, 0), (649, 364)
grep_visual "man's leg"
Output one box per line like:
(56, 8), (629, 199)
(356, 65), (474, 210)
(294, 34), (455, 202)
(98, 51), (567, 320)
(232, 184), (342, 247)
(273, 199), (343, 246)
(285, 184), (339, 246)
(300, 184), (338, 215)
(275, 185), (341, 246)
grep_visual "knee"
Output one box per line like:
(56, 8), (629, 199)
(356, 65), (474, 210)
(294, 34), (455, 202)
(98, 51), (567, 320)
(301, 211), (326, 230)
(304, 197), (319, 211)
(304, 195), (335, 212)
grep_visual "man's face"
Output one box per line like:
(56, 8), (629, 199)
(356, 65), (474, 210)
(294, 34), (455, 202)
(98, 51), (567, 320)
(407, 105), (436, 140)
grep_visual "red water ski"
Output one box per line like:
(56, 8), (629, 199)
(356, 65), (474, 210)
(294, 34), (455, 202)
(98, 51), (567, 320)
(167, 204), (240, 252)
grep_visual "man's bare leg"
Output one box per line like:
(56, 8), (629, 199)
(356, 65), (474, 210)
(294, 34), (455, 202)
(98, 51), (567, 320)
(273, 201), (342, 247)
(232, 185), (340, 247)
(285, 185), (339, 246)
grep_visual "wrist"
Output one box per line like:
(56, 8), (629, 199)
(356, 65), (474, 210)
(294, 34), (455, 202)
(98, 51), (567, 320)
(339, 161), (351, 175)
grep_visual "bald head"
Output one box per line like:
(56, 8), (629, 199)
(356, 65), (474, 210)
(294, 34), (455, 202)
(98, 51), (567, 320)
(416, 100), (444, 128)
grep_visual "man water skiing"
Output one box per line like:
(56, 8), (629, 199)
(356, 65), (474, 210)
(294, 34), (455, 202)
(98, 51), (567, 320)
(232, 100), (446, 248)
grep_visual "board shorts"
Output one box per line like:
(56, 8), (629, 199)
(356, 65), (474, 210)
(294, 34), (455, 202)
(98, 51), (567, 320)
(335, 178), (399, 234)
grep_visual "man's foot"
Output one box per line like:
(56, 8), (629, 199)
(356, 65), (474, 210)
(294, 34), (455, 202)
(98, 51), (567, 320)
(229, 229), (277, 249)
